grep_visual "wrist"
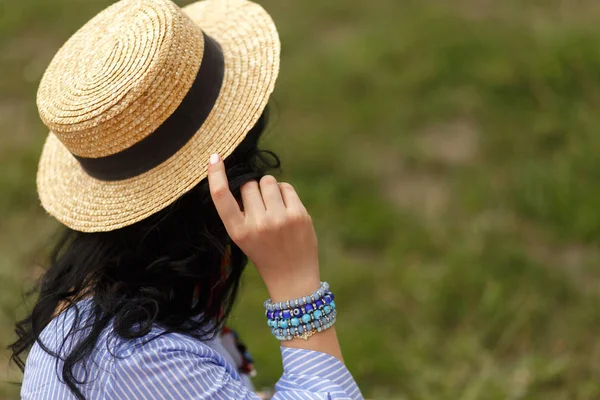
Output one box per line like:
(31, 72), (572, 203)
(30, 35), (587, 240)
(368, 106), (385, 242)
(265, 276), (321, 303)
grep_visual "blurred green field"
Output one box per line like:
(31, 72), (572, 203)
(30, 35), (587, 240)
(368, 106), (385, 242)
(2, 0), (600, 398)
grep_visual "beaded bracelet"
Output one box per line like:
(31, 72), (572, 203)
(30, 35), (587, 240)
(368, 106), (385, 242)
(264, 282), (330, 311)
(266, 292), (335, 322)
(272, 311), (337, 341)
(267, 297), (335, 328)
(263, 282), (337, 341)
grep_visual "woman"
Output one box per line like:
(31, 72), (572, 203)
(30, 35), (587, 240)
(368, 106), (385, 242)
(10, 0), (363, 399)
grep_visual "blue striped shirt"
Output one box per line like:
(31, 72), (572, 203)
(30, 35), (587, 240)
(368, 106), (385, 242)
(21, 301), (363, 399)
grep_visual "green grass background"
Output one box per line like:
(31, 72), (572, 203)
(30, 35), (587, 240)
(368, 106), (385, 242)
(2, 0), (600, 398)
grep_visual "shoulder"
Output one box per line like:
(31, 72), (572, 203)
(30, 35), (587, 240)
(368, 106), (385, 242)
(110, 329), (224, 363)
(104, 331), (244, 398)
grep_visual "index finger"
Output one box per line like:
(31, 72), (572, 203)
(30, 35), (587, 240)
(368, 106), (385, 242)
(207, 154), (244, 230)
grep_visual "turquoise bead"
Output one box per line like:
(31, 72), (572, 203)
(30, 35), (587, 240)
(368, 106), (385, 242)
(330, 300), (336, 309)
(279, 319), (289, 328)
(301, 313), (312, 324)
(323, 305), (332, 314)
(314, 310), (323, 319)
(291, 317), (300, 327)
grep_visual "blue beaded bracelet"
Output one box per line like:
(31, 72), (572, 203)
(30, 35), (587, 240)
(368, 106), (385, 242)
(266, 297), (336, 330)
(272, 310), (337, 341)
(265, 292), (335, 321)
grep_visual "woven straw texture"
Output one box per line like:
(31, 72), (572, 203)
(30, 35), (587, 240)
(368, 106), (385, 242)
(36, 0), (280, 232)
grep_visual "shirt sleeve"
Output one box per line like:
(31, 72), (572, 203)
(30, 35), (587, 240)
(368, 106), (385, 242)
(106, 339), (363, 400)
(274, 347), (363, 400)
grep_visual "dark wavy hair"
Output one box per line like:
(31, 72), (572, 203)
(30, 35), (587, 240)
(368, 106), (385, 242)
(9, 108), (279, 399)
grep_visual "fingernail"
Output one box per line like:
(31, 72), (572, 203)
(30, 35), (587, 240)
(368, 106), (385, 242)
(209, 153), (220, 165)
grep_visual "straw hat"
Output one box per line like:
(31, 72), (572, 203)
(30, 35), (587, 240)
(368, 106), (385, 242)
(36, 0), (280, 232)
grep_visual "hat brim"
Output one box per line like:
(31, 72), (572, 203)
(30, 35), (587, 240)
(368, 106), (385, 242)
(36, 0), (280, 232)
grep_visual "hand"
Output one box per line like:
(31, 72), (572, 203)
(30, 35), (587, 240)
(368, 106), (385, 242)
(207, 154), (321, 301)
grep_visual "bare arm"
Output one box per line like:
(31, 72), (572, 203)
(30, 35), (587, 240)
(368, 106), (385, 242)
(207, 153), (344, 362)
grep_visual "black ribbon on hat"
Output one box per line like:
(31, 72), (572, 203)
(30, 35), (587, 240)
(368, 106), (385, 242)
(74, 32), (225, 181)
